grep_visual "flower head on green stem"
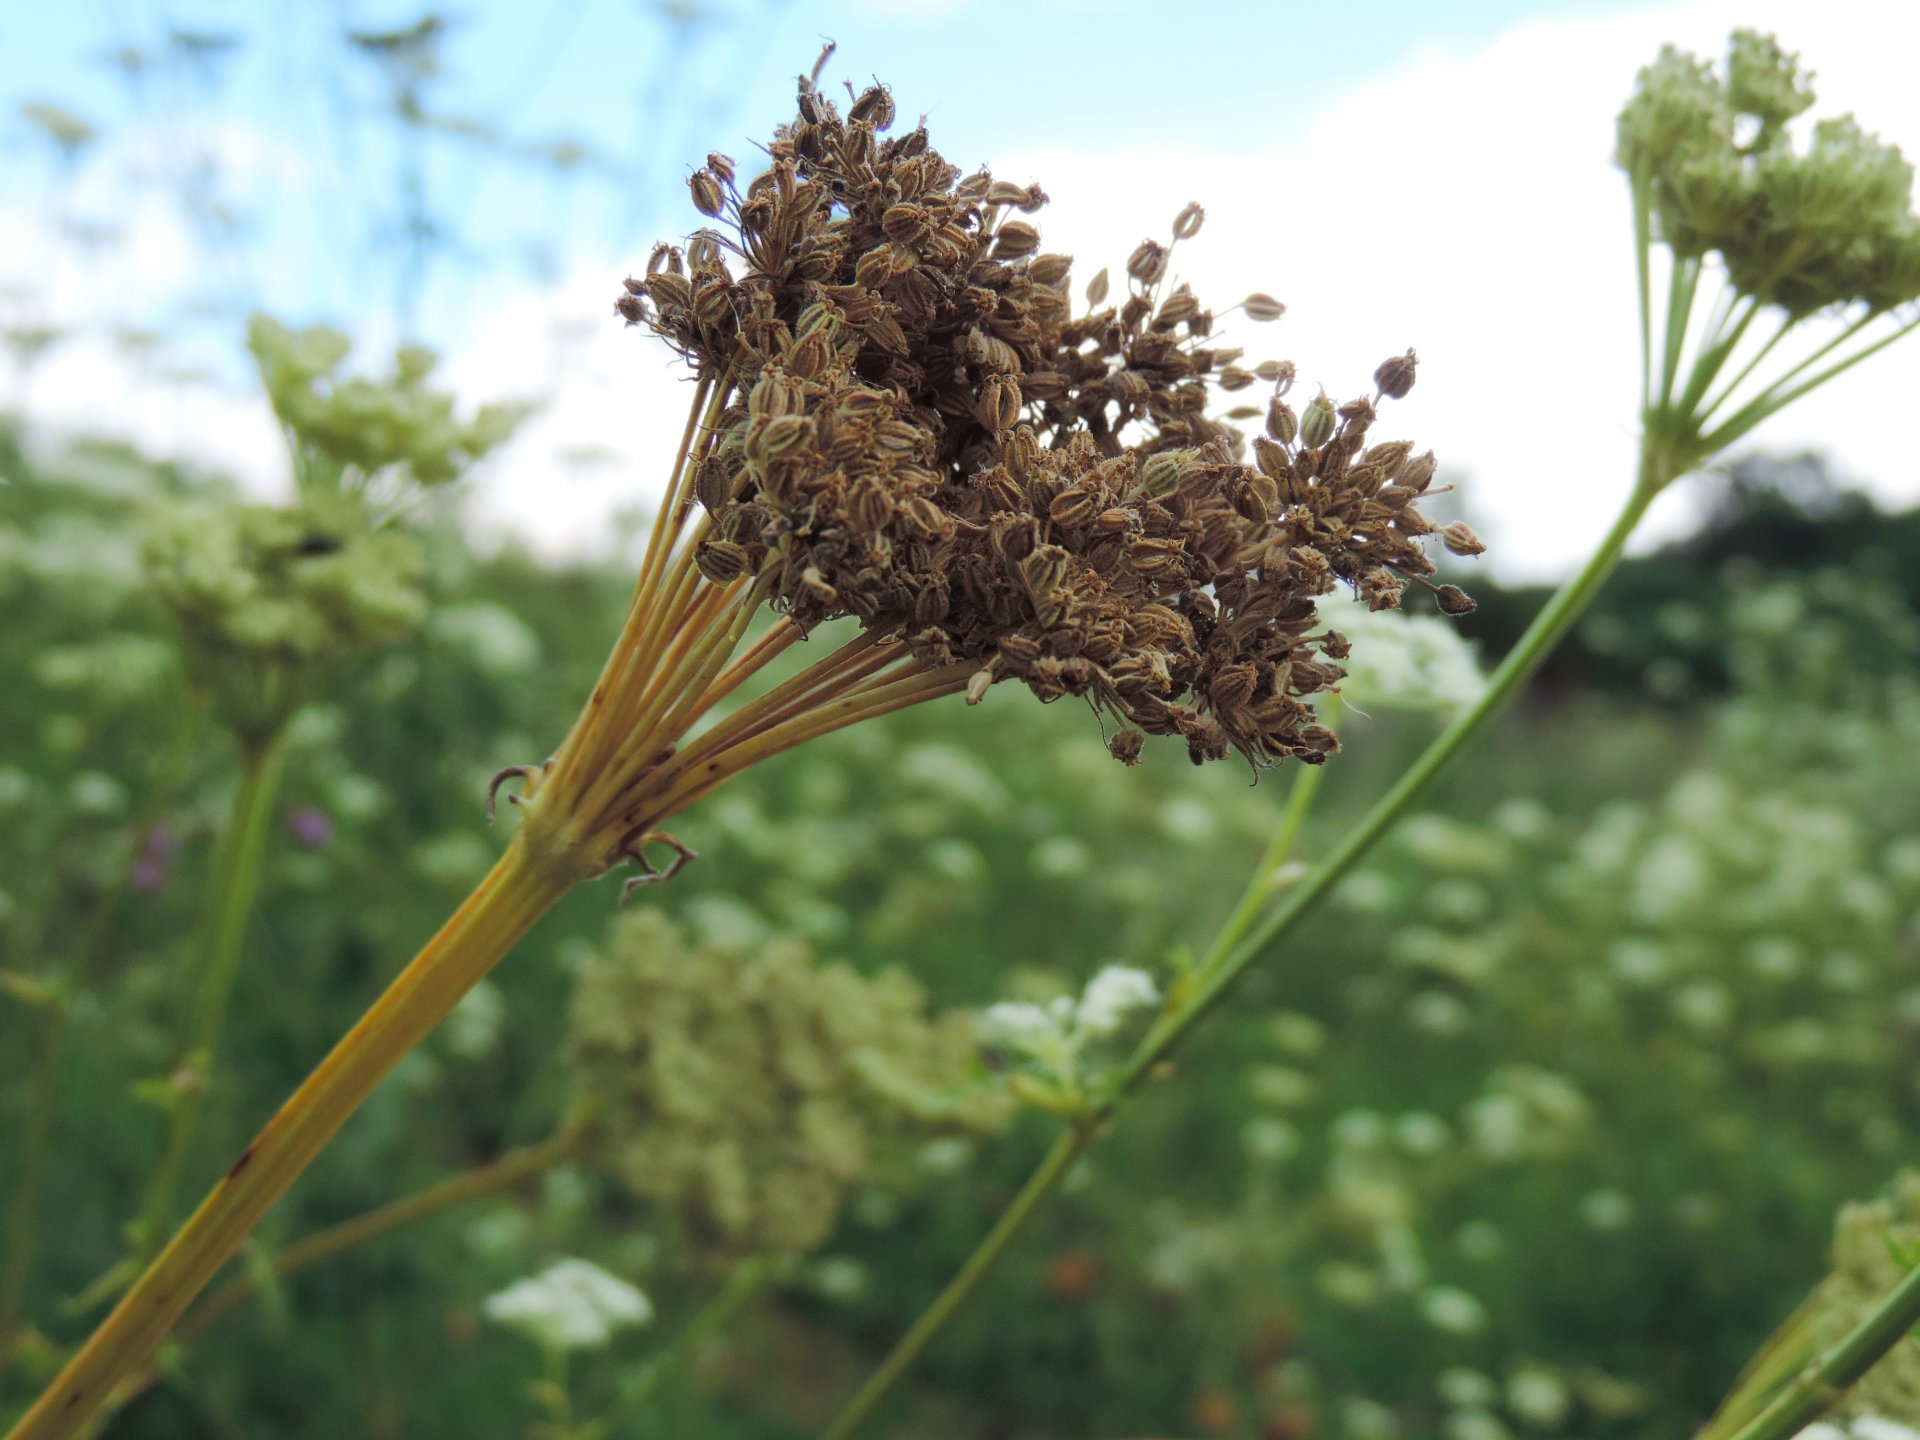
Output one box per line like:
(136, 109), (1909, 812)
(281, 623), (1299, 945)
(1620, 25), (1920, 307)
(979, 963), (1162, 1110)
(1618, 30), (1920, 491)
(143, 316), (524, 745)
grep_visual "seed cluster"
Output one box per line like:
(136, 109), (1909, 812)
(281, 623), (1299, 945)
(616, 55), (1472, 768)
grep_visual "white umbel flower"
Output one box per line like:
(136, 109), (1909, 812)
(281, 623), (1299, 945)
(483, 1258), (652, 1351)
(1075, 965), (1161, 1037)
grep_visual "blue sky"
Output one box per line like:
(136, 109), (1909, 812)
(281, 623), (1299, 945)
(6, 0), (1919, 578)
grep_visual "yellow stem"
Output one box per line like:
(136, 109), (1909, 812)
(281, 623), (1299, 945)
(645, 662), (972, 822)
(611, 636), (907, 825)
(690, 616), (806, 718)
(5, 840), (573, 1440)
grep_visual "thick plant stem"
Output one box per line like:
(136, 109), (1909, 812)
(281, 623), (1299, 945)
(820, 1126), (1094, 1440)
(818, 474), (1664, 1439)
(1720, 1259), (1920, 1440)
(4, 838), (571, 1440)
(136, 732), (292, 1266)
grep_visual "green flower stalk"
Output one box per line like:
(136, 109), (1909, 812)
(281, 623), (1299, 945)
(817, 31), (1920, 1437)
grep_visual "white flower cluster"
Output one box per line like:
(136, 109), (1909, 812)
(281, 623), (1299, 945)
(1317, 597), (1487, 714)
(978, 965), (1161, 1077)
(482, 1258), (653, 1351)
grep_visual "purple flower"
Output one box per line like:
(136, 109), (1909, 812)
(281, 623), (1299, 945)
(129, 824), (180, 894)
(287, 806), (334, 849)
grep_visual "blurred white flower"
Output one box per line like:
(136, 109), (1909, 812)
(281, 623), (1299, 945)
(1318, 597), (1487, 714)
(978, 1001), (1055, 1044)
(1420, 1285), (1489, 1336)
(1076, 965), (1160, 1036)
(1443, 1409), (1511, 1440)
(979, 965), (1160, 1083)
(1437, 1368), (1499, 1409)
(1242, 1116), (1301, 1164)
(1580, 1188), (1636, 1232)
(1506, 1367), (1572, 1429)
(1341, 1396), (1403, 1440)
(482, 1258), (652, 1351)
(1851, 1419), (1920, 1440)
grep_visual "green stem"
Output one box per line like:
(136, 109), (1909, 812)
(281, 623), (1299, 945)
(1721, 1259), (1920, 1440)
(819, 1127), (1094, 1440)
(1658, 253), (1703, 411)
(176, 1120), (585, 1350)
(1701, 311), (1920, 455)
(1632, 173), (1655, 414)
(1696, 312), (1794, 427)
(134, 731), (292, 1268)
(594, 1256), (775, 1435)
(1697, 1292), (1822, 1440)
(1197, 695), (1339, 975)
(1676, 289), (1760, 419)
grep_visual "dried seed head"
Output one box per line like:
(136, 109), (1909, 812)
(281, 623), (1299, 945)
(1109, 729), (1145, 765)
(1439, 521), (1486, 557)
(689, 169), (725, 218)
(1172, 202), (1205, 240)
(1374, 348), (1419, 399)
(1434, 584), (1477, 616)
(1400, 450), (1439, 493)
(1266, 397), (1298, 444)
(1127, 239), (1169, 286)
(1029, 253), (1073, 286)
(994, 221), (1041, 259)
(611, 61), (1478, 776)
(848, 82), (895, 128)
(1299, 388), (1337, 450)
